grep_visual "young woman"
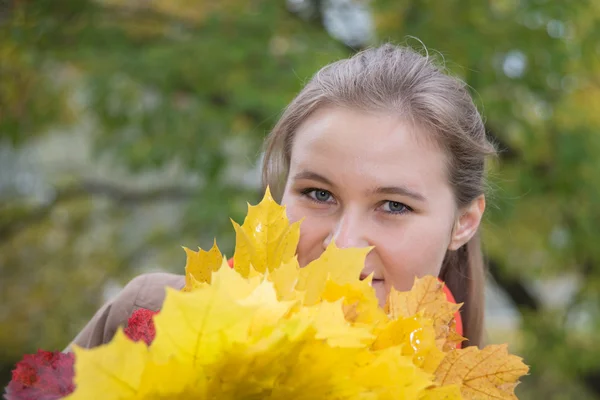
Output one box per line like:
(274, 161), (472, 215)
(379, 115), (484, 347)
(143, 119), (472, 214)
(65, 43), (495, 351)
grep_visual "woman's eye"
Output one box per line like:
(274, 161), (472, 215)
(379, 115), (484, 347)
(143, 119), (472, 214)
(303, 189), (333, 203)
(382, 201), (410, 214)
(313, 189), (332, 202)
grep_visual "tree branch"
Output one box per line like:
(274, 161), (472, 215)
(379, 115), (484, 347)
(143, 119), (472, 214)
(76, 180), (196, 203)
(487, 258), (539, 312)
(488, 258), (600, 397)
(0, 179), (196, 241)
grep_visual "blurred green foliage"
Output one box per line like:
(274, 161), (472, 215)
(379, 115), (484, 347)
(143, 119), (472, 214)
(1, 0), (600, 398)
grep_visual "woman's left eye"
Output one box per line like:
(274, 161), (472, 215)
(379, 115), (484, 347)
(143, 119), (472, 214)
(381, 201), (411, 214)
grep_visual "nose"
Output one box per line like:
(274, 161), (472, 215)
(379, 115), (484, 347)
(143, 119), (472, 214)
(323, 211), (369, 250)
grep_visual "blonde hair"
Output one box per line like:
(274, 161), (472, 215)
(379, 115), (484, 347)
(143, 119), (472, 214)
(262, 44), (496, 347)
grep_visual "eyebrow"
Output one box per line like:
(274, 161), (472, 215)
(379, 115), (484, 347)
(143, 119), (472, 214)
(292, 171), (335, 187)
(292, 170), (426, 202)
(371, 186), (427, 203)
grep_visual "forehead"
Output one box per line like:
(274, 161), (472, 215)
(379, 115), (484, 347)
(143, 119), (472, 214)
(289, 106), (449, 195)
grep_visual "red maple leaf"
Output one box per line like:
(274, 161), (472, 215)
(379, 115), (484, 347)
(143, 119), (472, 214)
(4, 309), (158, 399)
(4, 350), (75, 400)
(124, 308), (158, 345)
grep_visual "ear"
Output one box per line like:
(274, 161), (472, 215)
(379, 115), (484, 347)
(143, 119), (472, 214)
(448, 195), (486, 250)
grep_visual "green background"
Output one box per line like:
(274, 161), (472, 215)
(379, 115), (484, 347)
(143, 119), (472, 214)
(1, 0), (599, 398)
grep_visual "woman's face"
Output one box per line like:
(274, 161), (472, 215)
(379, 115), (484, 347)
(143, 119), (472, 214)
(281, 106), (483, 306)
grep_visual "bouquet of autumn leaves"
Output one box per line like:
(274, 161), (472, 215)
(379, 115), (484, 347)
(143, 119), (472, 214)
(5, 189), (528, 399)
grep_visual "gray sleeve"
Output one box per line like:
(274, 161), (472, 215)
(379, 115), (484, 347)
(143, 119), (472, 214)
(63, 272), (185, 352)
(62, 274), (148, 352)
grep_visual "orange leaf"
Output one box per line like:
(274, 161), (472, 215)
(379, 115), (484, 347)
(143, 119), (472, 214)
(322, 278), (385, 324)
(387, 276), (463, 350)
(435, 344), (529, 399)
(419, 384), (462, 400)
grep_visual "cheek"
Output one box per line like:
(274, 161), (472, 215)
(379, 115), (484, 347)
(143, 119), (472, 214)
(281, 192), (305, 223)
(376, 221), (451, 291)
(283, 198), (328, 267)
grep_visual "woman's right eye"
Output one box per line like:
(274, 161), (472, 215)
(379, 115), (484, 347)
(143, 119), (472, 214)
(302, 189), (333, 203)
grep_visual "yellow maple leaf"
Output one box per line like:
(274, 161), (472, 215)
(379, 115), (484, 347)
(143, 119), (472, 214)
(322, 278), (386, 324)
(182, 239), (222, 290)
(68, 329), (148, 399)
(257, 335), (366, 399)
(387, 276), (464, 350)
(150, 274), (258, 365)
(267, 239), (380, 323)
(444, 319), (467, 352)
(297, 299), (373, 348)
(183, 271), (210, 292)
(370, 314), (446, 375)
(352, 346), (435, 400)
(204, 308), (387, 399)
(232, 187), (301, 277)
(268, 256), (301, 301)
(372, 316), (427, 351)
(136, 356), (206, 398)
(238, 280), (297, 338)
(297, 241), (371, 305)
(434, 344), (529, 399)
